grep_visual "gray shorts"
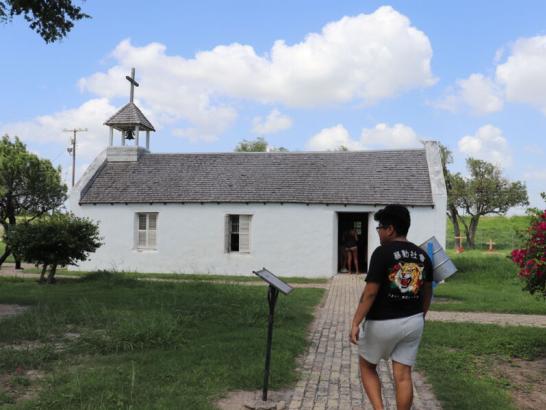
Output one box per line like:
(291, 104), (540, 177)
(358, 313), (424, 366)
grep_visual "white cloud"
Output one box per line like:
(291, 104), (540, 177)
(252, 109), (293, 135)
(79, 6), (434, 137)
(437, 35), (546, 116)
(306, 122), (423, 151)
(306, 124), (362, 151)
(458, 124), (512, 166)
(4, 6), (436, 152)
(523, 169), (546, 181)
(496, 36), (546, 114)
(0, 98), (117, 161)
(360, 123), (422, 149)
(434, 73), (503, 115)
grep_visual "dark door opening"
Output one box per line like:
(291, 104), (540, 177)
(338, 213), (368, 273)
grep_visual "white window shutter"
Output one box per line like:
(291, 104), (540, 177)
(239, 215), (251, 253)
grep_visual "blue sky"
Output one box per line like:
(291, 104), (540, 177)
(1, 1), (545, 210)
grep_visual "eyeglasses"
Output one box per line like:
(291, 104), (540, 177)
(375, 225), (388, 231)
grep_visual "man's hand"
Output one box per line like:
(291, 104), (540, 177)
(350, 323), (360, 345)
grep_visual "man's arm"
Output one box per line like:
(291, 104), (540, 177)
(350, 282), (380, 344)
(422, 281), (433, 318)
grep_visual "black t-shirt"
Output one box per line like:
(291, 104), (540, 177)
(365, 241), (433, 320)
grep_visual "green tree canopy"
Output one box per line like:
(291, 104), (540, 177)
(0, 0), (89, 43)
(7, 213), (102, 283)
(0, 135), (67, 267)
(234, 137), (288, 152)
(458, 158), (528, 248)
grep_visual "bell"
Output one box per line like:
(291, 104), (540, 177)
(125, 130), (134, 140)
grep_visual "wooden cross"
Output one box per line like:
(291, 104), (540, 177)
(487, 239), (496, 252)
(125, 67), (139, 103)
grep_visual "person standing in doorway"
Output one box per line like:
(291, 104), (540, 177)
(349, 205), (433, 410)
(343, 228), (360, 274)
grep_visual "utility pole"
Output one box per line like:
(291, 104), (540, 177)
(64, 128), (88, 187)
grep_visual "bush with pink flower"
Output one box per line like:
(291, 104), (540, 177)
(511, 208), (546, 298)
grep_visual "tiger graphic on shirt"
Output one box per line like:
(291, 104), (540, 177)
(388, 262), (424, 296)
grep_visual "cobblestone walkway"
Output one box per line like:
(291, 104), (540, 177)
(287, 274), (441, 410)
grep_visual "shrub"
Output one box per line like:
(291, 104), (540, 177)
(511, 208), (546, 298)
(7, 213), (102, 283)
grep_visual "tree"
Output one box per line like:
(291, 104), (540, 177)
(0, 0), (89, 43)
(0, 135), (67, 268)
(7, 213), (102, 283)
(458, 158), (528, 248)
(234, 137), (288, 152)
(439, 145), (466, 249)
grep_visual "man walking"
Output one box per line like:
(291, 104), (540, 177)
(350, 205), (433, 410)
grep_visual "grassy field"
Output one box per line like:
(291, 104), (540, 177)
(446, 215), (530, 251)
(0, 273), (324, 408)
(18, 268), (329, 284)
(431, 250), (546, 314)
(418, 322), (546, 410)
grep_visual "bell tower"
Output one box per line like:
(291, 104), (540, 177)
(104, 68), (155, 161)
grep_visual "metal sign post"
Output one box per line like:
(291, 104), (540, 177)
(252, 268), (293, 403)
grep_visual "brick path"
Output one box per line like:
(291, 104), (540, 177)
(287, 274), (441, 410)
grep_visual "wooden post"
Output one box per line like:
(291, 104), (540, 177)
(146, 130), (150, 150)
(135, 125), (140, 146)
(109, 127), (113, 146)
(121, 130), (126, 146)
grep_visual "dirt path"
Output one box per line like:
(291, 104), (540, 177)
(427, 311), (546, 328)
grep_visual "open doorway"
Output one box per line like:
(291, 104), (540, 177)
(338, 213), (369, 273)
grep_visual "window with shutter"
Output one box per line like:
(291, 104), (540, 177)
(227, 214), (251, 253)
(136, 213), (158, 250)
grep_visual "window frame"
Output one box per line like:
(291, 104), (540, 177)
(226, 214), (251, 254)
(135, 212), (158, 250)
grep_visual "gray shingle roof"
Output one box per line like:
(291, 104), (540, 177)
(79, 150), (434, 206)
(104, 102), (155, 131)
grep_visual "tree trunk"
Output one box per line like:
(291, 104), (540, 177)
(465, 216), (480, 249)
(15, 257), (21, 269)
(47, 264), (57, 284)
(39, 264), (48, 283)
(448, 205), (462, 249)
(0, 247), (11, 267)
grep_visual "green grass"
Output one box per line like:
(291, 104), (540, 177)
(417, 322), (546, 410)
(432, 250), (546, 314)
(0, 241), (14, 263)
(0, 272), (324, 409)
(446, 215), (530, 251)
(18, 268), (329, 284)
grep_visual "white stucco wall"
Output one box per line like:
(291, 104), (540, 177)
(68, 202), (445, 277)
(68, 145), (447, 278)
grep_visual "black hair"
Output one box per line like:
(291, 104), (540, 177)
(374, 204), (411, 236)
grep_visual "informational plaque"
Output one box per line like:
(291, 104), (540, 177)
(253, 268), (294, 295)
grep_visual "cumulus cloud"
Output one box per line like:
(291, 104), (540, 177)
(360, 123), (422, 149)
(496, 36), (546, 114)
(78, 5), (434, 140)
(458, 125), (512, 166)
(5, 6), (436, 154)
(0, 98), (117, 160)
(434, 74), (503, 115)
(306, 123), (423, 151)
(306, 125), (361, 151)
(252, 109), (293, 135)
(436, 35), (546, 116)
